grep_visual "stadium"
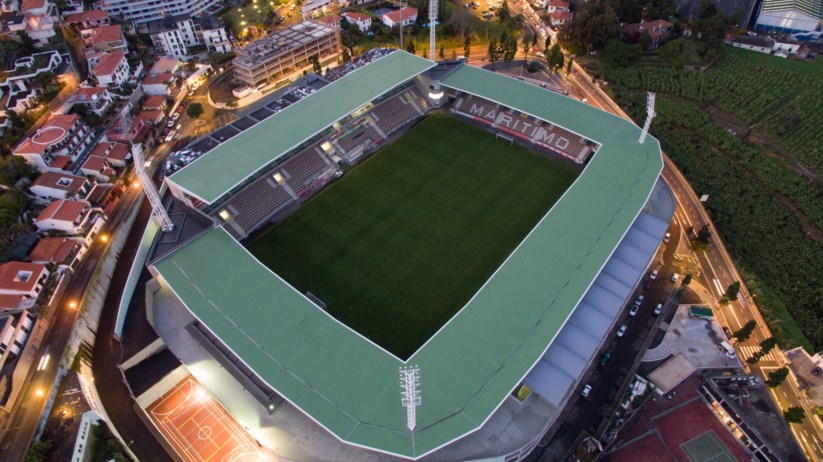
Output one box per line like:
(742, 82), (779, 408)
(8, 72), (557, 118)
(129, 50), (674, 461)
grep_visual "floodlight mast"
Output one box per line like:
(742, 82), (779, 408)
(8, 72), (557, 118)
(429, 0), (438, 61)
(399, 366), (421, 431)
(132, 143), (175, 232)
(639, 92), (656, 144)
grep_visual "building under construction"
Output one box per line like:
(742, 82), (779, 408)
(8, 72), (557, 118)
(232, 21), (337, 87)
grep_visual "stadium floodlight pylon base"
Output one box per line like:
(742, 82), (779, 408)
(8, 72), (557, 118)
(639, 92), (656, 144)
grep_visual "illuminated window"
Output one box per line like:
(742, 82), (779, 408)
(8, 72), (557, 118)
(272, 172), (285, 184)
(219, 209), (232, 221)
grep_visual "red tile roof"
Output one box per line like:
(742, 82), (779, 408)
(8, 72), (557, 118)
(50, 156), (71, 170)
(143, 95), (167, 109)
(318, 14), (341, 25)
(36, 199), (86, 223)
(0, 261), (46, 293)
(91, 24), (123, 46)
(93, 51), (126, 77)
(70, 86), (108, 102)
(28, 237), (78, 264)
(381, 7), (417, 24)
(137, 110), (164, 124)
(342, 12), (370, 21)
(81, 155), (108, 173)
(13, 114), (80, 156)
(549, 0), (569, 8)
(549, 11), (573, 21)
(64, 9), (109, 25)
(30, 171), (87, 193)
(105, 142), (130, 162)
(0, 294), (26, 310)
(20, 0), (46, 12)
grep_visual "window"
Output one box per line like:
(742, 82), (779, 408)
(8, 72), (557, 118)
(57, 178), (72, 187)
(14, 271), (32, 283)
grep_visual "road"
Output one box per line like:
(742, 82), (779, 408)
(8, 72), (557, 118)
(0, 176), (145, 461)
(561, 60), (823, 461)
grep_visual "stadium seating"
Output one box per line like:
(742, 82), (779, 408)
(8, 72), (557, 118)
(283, 148), (334, 194)
(496, 111), (540, 139)
(225, 177), (294, 233)
(337, 125), (381, 153)
(371, 94), (419, 136)
(453, 94), (499, 123)
(410, 89), (430, 112)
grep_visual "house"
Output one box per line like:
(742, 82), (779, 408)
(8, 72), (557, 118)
(756, 0), (823, 34)
(97, 0), (222, 25)
(147, 14), (230, 58)
(730, 35), (802, 57)
(546, 0), (569, 13)
(379, 7), (417, 28)
(623, 19), (673, 49)
(317, 14), (340, 29)
(28, 171), (91, 201)
(57, 86), (113, 117)
(137, 109), (164, 126)
(141, 72), (176, 96)
(82, 24), (126, 51)
(106, 113), (148, 142)
(0, 51), (64, 113)
(28, 237), (84, 270)
(1, 0), (19, 13)
(143, 95), (167, 111)
(91, 50), (130, 88)
(341, 12), (371, 32)
(5, 0), (58, 44)
(63, 9), (109, 29)
(90, 141), (131, 167)
(33, 199), (105, 245)
(79, 155), (115, 182)
(12, 114), (94, 172)
(548, 11), (573, 27)
(0, 261), (49, 301)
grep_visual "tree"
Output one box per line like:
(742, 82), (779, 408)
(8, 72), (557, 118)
(733, 320), (756, 342)
(463, 35), (471, 59)
(310, 54), (322, 75)
(208, 51), (236, 66)
(567, 0), (622, 52)
(766, 367), (789, 387)
(682, 274), (692, 285)
(34, 71), (57, 89)
(0, 156), (35, 187)
(639, 30), (652, 51)
(23, 440), (53, 462)
(565, 56), (574, 75)
(759, 336), (778, 355)
(186, 103), (204, 119)
(488, 39), (498, 68)
(451, 48), (457, 59)
(449, 9), (473, 39)
(0, 190), (28, 227)
(784, 406), (806, 423)
(691, 224), (712, 251)
(341, 48), (351, 63)
(439, 44), (445, 60)
(522, 31), (533, 61)
(547, 43), (564, 72)
(600, 39), (641, 68)
(724, 281), (741, 303)
(503, 35), (518, 63)
(498, 0), (511, 23)
(17, 30), (36, 54)
(406, 40), (416, 55)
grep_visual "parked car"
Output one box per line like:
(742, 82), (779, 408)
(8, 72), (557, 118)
(653, 303), (663, 316)
(616, 324), (627, 337)
(664, 232), (671, 243)
(629, 304), (640, 316)
(600, 352), (612, 366)
(649, 269), (658, 280)
(581, 384), (592, 397)
(671, 273), (679, 283)
(634, 295), (644, 305)
(722, 326), (732, 338)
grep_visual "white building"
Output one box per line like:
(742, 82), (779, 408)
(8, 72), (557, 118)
(756, 0), (822, 33)
(34, 199), (105, 245)
(5, 0), (58, 44)
(13, 114), (94, 172)
(300, 0), (347, 19)
(141, 72), (176, 96)
(379, 7), (418, 28)
(341, 12), (371, 32)
(28, 171), (91, 201)
(91, 50), (130, 88)
(0, 262), (48, 300)
(57, 86), (114, 117)
(147, 14), (230, 58)
(98, 0), (220, 25)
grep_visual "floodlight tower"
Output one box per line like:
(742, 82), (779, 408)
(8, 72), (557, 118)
(429, 0), (438, 61)
(131, 144), (174, 232)
(399, 365), (421, 431)
(639, 92), (656, 144)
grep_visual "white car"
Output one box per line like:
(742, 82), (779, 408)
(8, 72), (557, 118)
(581, 384), (592, 397)
(616, 324), (627, 337)
(649, 269), (658, 280)
(664, 232), (671, 243)
(671, 273), (679, 283)
(634, 294), (644, 305)
(629, 304), (640, 316)
(653, 303), (663, 316)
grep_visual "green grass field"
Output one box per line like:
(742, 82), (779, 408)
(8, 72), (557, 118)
(249, 114), (578, 358)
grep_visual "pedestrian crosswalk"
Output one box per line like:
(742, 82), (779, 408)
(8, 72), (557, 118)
(737, 345), (782, 364)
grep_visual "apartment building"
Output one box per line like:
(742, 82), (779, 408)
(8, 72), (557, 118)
(147, 13), (229, 58)
(98, 0), (220, 25)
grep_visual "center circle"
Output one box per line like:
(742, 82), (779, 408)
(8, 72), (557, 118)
(198, 425), (212, 440)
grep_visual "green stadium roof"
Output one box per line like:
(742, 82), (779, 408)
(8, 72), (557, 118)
(153, 61), (664, 459)
(167, 51), (437, 204)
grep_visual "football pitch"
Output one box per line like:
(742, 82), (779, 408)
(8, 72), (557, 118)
(248, 114), (579, 359)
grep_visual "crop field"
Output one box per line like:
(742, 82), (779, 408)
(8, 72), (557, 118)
(603, 47), (822, 351)
(248, 114), (578, 359)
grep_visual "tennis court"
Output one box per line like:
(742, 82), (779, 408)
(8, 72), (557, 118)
(147, 375), (275, 462)
(681, 431), (737, 462)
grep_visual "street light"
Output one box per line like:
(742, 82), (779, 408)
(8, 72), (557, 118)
(35, 389), (44, 397)
(68, 300), (78, 310)
(99, 234), (109, 243)
(131, 180), (141, 189)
